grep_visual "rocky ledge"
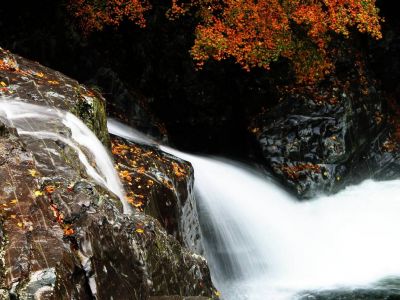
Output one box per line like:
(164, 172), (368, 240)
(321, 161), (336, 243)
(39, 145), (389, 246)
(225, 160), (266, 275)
(250, 43), (400, 198)
(0, 49), (217, 299)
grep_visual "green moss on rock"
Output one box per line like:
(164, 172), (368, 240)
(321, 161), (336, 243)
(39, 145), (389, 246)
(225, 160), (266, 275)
(70, 87), (110, 147)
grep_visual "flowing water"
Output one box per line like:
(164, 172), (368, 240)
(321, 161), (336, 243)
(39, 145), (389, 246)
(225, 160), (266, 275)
(108, 119), (400, 299)
(2, 100), (400, 299)
(0, 100), (131, 214)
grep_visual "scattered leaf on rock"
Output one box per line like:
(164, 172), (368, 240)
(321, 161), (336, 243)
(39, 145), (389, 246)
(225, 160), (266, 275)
(64, 226), (75, 236)
(28, 169), (38, 177)
(45, 185), (56, 194)
(119, 170), (132, 182)
(34, 190), (44, 197)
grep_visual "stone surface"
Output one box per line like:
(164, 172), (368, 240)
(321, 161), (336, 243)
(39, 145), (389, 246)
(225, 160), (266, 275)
(299, 288), (400, 300)
(111, 137), (204, 254)
(0, 48), (109, 146)
(0, 49), (216, 299)
(250, 44), (400, 198)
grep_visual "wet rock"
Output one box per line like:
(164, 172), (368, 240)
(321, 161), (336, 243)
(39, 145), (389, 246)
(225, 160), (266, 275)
(149, 297), (211, 300)
(111, 137), (204, 254)
(0, 50), (216, 299)
(0, 122), (68, 299)
(0, 123), (7, 137)
(19, 268), (56, 300)
(299, 288), (400, 300)
(0, 48), (109, 146)
(250, 45), (389, 198)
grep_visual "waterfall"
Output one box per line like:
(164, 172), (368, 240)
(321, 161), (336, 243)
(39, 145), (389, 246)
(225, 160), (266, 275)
(0, 99), (131, 214)
(2, 99), (400, 298)
(108, 119), (400, 300)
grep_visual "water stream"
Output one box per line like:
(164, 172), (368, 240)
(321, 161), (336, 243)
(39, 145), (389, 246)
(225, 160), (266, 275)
(2, 100), (400, 299)
(108, 119), (400, 299)
(0, 100), (132, 214)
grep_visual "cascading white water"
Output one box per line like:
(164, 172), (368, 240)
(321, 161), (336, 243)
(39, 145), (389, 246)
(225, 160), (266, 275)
(108, 119), (400, 300)
(107, 119), (158, 146)
(0, 100), (131, 214)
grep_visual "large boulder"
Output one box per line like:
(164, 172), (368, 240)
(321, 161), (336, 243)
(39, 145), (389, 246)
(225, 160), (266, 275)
(0, 49), (216, 299)
(250, 43), (400, 198)
(111, 136), (204, 254)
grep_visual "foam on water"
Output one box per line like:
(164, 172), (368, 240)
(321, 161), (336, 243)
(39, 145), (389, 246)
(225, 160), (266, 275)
(2, 100), (399, 299)
(108, 119), (400, 299)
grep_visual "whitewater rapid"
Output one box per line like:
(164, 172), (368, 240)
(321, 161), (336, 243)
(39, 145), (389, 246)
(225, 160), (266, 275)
(108, 119), (400, 300)
(2, 100), (400, 299)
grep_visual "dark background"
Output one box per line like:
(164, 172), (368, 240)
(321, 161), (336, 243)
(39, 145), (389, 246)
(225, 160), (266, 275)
(0, 0), (398, 160)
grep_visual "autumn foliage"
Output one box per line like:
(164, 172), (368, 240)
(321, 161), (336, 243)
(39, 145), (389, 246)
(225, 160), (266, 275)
(68, 0), (383, 82)
(172, 0), (383, 82)
(68, 0), (151, 33)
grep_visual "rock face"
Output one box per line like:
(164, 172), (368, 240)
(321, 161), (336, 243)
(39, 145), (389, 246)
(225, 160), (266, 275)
(0, 48), (109, 146)
(250, 44), (400, 198)
(111, 136), (204, 254)
(0, 49), (216, 299)
(299, 286), (400, 299)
